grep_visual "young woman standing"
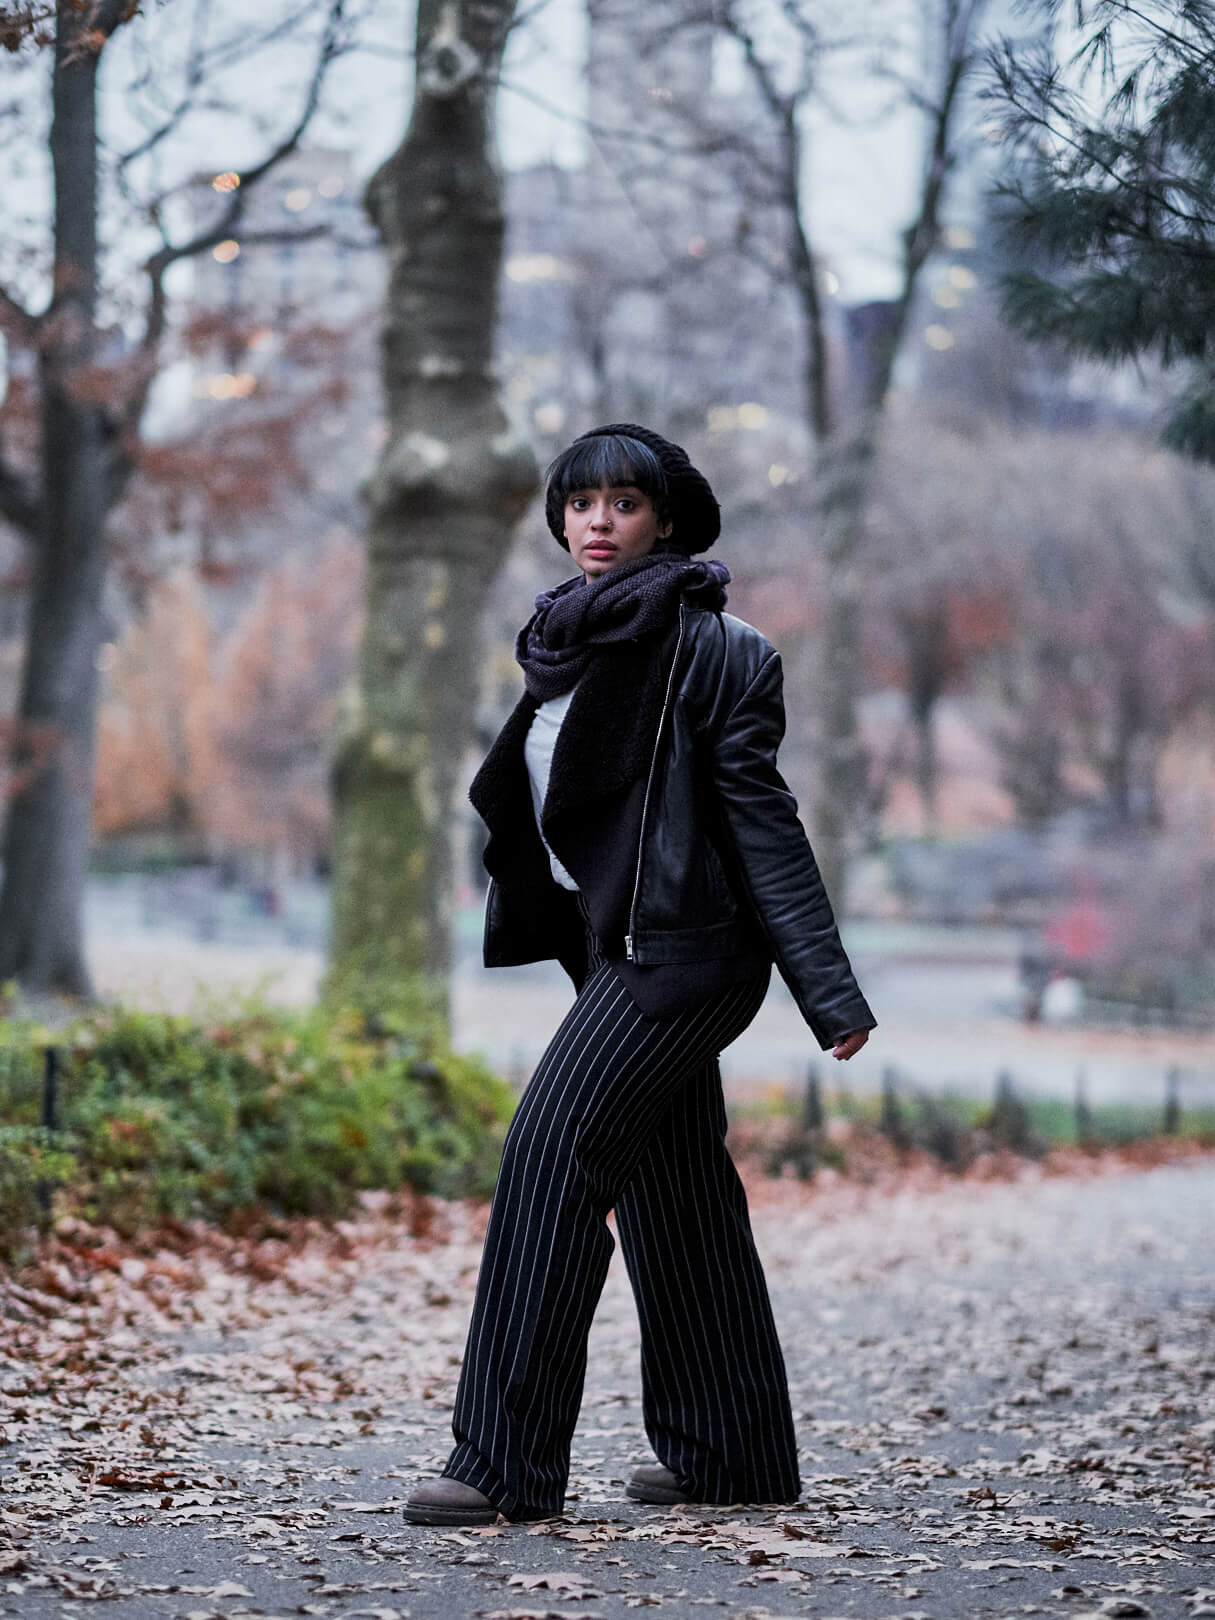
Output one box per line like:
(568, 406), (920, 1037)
(405, 424), (875, 1526)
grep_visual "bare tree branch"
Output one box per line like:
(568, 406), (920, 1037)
(113, 0), (215, 182)
(495, 72), (725, 158)
(0, 3), (55, 51)
(1, 281), (45, 548)
(851, 0), (984, 422)
(719, 0), (794, 123)
(94, 0), (137, 34)
(714, 0), (833, 436)
(112, 1), (355, 253)
(0, 449), (40, 539)
(506, 0), (557, 37)
(113, 0), (351, 191)
(123, 0), (349, 441)
(0, 285), (37, 342)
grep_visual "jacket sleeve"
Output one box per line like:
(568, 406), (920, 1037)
(711, 647), (876, 1050)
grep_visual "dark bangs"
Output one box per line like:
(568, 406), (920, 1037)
(544, 434), (670, 532)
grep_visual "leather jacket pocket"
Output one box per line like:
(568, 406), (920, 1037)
(701, 836), (738, 917)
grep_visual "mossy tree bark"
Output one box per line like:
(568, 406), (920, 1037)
(327, 0), (538, 1031)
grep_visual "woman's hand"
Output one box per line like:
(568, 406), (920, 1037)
(832, 1029), (869, 1061)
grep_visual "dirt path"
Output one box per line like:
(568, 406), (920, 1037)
(2, 1158), (1213, 1620)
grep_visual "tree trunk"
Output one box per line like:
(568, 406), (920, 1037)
(327, 0), (538, 1031)
(913, 703), (939, 840)
(0, 4), (112, 996)
(1103, 667), (1146, 824)
(905, 594), (950, 839)
(811, 426), (878, 909)
(0, 3), (340, 997)
(806, 2), (978, 913)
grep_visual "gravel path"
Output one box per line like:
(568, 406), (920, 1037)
(2, 1159), (1213, 1620)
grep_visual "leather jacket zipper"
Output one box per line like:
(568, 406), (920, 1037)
(625, 603), (687, 961)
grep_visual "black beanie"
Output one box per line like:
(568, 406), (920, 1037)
(546, 422), (722, 555)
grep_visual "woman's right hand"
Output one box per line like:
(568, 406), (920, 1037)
(832, 1029), (869, 1061)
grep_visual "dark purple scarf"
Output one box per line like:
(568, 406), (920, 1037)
(516, 553), (730, 702)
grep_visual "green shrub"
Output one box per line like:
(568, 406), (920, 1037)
(0, 1127), (78, 1250)
(0, 1019), (43, 1117)
(0, 1002), (513, 1244)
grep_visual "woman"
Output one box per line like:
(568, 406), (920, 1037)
(404, 424), (875, 1527)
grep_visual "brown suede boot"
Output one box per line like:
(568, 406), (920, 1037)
(403, 1477), (499, 1526)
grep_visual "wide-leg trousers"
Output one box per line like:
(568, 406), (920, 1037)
(443, 919), (801, 1518)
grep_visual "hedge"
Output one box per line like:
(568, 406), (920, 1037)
(0, 1002), (514, 1250)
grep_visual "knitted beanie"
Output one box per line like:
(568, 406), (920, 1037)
(546, 422), (722, 555)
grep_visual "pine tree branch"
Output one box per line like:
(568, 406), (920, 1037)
(990, 42), (1215, 242)
(1077, 0), (1215, 66)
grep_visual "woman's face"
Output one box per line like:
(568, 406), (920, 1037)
(564, 485), (671, 581)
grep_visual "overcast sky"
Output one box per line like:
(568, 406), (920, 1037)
(136, 0), (953, 301)
(0, 0), (975, 308)
(498, 0), (935, 301)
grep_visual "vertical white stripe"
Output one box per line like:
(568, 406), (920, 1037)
(444, 945), (795, 1516)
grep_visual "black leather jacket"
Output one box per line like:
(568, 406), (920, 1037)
(472, 604), (875, 1050)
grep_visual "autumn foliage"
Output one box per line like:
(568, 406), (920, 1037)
(93, 530), (363, 865)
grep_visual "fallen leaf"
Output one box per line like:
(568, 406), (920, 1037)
(480, 1612), (604, 1620)
(507, 1572), (602, 1599)
(961, 1556), (1063, 1572)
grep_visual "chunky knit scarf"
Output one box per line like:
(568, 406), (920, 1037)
(516, 553), (730, 702)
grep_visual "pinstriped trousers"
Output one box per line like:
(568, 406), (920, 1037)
(443, 913), (801, 1517)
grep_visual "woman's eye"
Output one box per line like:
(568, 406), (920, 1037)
(616, 499), (636, 512)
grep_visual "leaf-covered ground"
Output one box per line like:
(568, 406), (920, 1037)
(2, 1151), (1213, 1620)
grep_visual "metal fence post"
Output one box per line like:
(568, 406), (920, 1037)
(880, 1065), (908, 1150)
(1163, 1067), (1181, 1135)
(803, 1064), (823, 1133)
(37, 1046), (60, 1216)
(1074, 1067), (1093, 1145)
(41, 1046), (59, 1133)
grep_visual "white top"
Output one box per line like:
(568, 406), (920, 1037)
(523, 688), (579, 891)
